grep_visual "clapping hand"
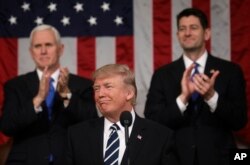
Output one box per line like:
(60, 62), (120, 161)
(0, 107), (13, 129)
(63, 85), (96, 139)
(57, 67), (71, 98)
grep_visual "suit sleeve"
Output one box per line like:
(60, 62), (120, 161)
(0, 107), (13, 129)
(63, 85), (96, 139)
(1, 81), (39, 136)
(144, 69), (185, 129)
(64, 76), (98, 124)
(65, 127), (74, 165)
(213, 64), (247, 130)
(161, 129), (180, 165)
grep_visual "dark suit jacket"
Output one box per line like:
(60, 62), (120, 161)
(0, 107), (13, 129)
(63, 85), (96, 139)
(66, 115), (176, 165)
(0, 71), (98, 165)
(144, 55), (247, 165)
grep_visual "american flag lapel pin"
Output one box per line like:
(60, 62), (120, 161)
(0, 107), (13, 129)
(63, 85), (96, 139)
(137, 134), (142, 140)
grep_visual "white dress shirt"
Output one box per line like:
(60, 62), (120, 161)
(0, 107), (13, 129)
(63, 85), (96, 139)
(37, 68), (60, 89)
(103, 109), (135, 165)
(176, 50), (219, 114)
(34, 68), (60, 113)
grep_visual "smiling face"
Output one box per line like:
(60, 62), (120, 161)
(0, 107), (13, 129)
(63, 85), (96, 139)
(177, 15), (210, 54)
(29, 29), (64, 72)
(93, 74), (134, 121)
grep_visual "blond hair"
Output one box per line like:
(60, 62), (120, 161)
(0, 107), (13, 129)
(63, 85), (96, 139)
(92, 64), (137, 105)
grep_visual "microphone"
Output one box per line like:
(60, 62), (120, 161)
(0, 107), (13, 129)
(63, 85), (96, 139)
(120, 111), (132, 145)
(120, 111), (132, 165)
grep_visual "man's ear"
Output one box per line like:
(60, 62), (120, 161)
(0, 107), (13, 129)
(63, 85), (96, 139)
(59, 44), (64, 57)
(126, 87), (134, 101)
(204, 28), (211, 41)
(29, 47), (35, 60)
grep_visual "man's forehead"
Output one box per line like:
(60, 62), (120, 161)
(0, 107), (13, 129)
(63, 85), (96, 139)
(94, 75), (122, 85)
(179, 16), (200, 24)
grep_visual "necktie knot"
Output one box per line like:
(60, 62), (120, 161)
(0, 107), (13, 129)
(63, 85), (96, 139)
(110, 123), (120, 131)
(49, 78), (54, 85)
(191, 62), (199, 80)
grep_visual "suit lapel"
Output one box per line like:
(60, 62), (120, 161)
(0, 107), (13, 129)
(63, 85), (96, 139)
(25, 71), (40, 97)
(172, 57), (186, 85)
(204, 54), (218, 77)
(121, 116), (148, 165)
(204, 54), (213, 76)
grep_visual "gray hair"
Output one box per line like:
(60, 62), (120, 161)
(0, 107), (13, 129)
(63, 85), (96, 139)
(92, 64), (137, 105)
(29, 24), (61, 46)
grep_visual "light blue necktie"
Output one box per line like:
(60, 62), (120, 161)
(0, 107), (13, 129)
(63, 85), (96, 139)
(45, 78), (55, 121)
(104, 124), (120, 165)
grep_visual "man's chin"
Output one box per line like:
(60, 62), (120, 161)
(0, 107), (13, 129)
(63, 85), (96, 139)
(38, 64), (50, 69)
(183, 47), (198, 52)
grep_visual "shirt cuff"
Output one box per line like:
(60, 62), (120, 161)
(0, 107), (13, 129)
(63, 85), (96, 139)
(63, 93), (72, 108)
(34, 106), (43, 113)
(62, 93), (72, 100)
(176, 96), (188, 114)
(205, 91), (218, 113)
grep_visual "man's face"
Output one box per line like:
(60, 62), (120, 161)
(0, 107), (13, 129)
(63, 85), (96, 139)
(177, 15), (210, 52)
(30, 29), (64, 71)
(93, 75), (133, 119)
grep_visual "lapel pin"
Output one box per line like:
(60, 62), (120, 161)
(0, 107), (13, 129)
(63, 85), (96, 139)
(137, 135), (142, 140)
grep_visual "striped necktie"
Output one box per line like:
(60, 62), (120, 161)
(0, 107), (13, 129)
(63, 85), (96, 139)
(104, 123), (120, 165)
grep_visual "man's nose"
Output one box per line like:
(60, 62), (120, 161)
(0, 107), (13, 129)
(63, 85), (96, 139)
(184, 29), (191, 36)
(41, 46), (47, 54)
(94, 87), (105, 98)
(98, 88), (105, 97)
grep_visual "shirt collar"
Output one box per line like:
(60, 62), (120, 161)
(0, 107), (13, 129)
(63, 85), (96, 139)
(104, 109), (136, 134)
(36, 68), (60, 87)
(183, 50), (208, 73)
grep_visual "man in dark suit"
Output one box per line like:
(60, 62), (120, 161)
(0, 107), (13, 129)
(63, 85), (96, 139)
(66, 64), (176, 165)
(0, 24), (98, 165)
(144, 8), (247, 165)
